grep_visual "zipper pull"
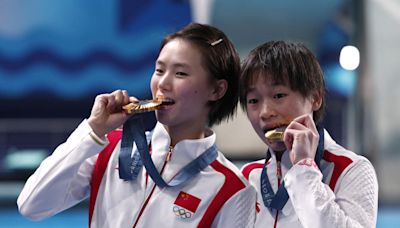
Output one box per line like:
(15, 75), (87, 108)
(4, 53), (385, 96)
(166, 146), (173, 162)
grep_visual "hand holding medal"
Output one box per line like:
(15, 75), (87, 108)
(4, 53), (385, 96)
(88, 90), (173, 138)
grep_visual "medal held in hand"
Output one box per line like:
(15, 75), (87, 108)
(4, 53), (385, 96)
(122, 98), (174, 114)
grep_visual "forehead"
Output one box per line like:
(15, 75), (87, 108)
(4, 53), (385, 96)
(157, 39), (202, 64)
(247, 71), (288, 88)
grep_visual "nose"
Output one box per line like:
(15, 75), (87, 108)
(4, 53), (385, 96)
(157, 73), (173, 92)
(259, 100), (276, 120)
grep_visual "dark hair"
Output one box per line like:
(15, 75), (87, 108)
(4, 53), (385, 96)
(239, 41), (326, 124)
(160, 23), (240, 126)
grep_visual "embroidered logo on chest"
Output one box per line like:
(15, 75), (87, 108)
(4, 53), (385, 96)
(173, 191), (201, 219)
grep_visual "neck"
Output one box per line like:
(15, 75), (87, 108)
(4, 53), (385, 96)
(164, 124), (207, 147)
(274, 150), (284, 162)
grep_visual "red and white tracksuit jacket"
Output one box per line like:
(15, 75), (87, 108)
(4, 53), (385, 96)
(18, 120), (256, 227)
(241, 129), (378, 228)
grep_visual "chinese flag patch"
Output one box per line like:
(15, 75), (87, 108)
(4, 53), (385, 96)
(174, 191), (201, 213)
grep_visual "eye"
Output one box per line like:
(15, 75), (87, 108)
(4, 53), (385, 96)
(155, 68), (164, 75)
(273, 93), (287, 99)
(247, 98), (258, 104)
(176, 71), (188, 77)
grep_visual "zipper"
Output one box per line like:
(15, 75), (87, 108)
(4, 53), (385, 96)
(273, 210), (280, 228)
(273, 160), (282, 228)
(276, 161), (282, 180)
(166, 146), (173, 161)
(132, 146), (173, 227)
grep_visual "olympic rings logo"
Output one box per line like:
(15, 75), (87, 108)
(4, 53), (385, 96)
(173, 206), (192, 219)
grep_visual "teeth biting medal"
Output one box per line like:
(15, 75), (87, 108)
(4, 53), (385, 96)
(265, 127), (285, 142)
(122, 98), (173, 114)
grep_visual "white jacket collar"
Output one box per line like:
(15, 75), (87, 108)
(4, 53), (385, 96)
(151, 122), (217, 169)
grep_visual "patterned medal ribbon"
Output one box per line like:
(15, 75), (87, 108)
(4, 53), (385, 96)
(119, 116), (218, 188)
(260, 126), (325, 210)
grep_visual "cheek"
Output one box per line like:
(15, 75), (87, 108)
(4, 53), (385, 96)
(247, 110), (260, 127)
(185, 85), (206, 99)
(290, 102), (312, 117)
(150, 77), (158, 93)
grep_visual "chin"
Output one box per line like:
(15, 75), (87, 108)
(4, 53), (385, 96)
(266, 141), (287, 152)
(155, 113), (169, 124)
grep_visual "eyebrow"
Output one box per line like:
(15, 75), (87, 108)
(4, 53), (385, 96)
(156, 60), (190, 69)
(246, 87), (256, 93)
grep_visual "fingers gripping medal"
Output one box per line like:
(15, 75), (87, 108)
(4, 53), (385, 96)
(122, 98), (173, 114)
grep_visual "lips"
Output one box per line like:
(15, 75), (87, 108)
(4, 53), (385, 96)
(160, 98), (175, 106)
(156, 96), (175, 109)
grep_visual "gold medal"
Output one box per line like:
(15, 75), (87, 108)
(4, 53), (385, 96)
(265, 128), (285, 142)
(122, 98), (172, 114)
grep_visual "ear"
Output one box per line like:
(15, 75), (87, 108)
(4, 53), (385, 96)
(311, 90), (322, 111)
(209, 79), (228, 101)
